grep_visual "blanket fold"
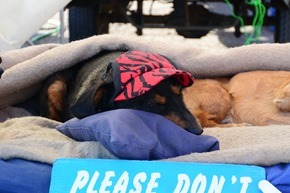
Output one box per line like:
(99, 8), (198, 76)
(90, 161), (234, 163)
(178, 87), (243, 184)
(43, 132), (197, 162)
(1, 34), (290, 166)
(168, 125), (290, 166)
(0, 117), (117, 164)
(1, 35), (290, 108)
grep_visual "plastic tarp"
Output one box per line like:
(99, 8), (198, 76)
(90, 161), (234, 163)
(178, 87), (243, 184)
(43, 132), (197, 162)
(0, 0), (71, 51)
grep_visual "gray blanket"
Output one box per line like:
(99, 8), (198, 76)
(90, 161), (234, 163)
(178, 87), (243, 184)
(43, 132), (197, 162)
(0, 117), (117, 164)
(1, 34), (290, 166)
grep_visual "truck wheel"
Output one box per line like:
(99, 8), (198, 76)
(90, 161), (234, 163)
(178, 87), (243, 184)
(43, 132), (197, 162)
(69, 6), (109, 42)
(175, 4), (210, 38)
(275, 8), (290, 43)
(176, 29), (209, 39)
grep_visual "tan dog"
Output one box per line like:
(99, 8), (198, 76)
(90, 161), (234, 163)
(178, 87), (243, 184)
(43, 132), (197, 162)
(184, 71), (290, 128)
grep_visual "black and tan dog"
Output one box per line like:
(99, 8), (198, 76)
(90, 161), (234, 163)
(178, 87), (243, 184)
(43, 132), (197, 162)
(37, 50), (203, 135)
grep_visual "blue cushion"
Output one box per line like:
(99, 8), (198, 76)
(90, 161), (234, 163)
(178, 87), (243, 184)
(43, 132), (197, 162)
(265, 163), (290, 192)
(56, 109), (219, 160)
(0, 159), (51, 193)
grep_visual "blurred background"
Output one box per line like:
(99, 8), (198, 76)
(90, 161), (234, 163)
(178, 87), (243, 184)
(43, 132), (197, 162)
(1, 0), (290, 51)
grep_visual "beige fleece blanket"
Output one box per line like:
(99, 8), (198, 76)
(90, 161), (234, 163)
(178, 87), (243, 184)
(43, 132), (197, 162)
(1, 34), (290, 166)
(0, 117), (117, 164)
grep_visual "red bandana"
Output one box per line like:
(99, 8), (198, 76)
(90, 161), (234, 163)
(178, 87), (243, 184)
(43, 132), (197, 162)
(113, 51), (194, 101)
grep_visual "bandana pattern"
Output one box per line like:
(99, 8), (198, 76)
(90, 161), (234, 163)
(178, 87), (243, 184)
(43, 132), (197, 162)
(114, 50), (194, 101)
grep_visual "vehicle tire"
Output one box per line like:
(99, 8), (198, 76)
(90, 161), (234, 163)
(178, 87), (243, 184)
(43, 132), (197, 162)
(275, 8), (290, 43)
(175, 4), (210, 38)
(69, 6), (109, 42)
(176, 29), (209, 39)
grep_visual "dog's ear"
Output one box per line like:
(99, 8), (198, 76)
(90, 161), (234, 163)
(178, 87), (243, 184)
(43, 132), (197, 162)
(70, 84), (114, 119)
(70, 62), (115, 119)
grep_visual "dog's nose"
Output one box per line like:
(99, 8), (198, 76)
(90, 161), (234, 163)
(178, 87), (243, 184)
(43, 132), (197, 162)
(185, 126), (203, 135)
(184, 113), (204, 135)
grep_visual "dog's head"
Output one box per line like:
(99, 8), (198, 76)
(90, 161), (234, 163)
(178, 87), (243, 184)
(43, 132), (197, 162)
(71, 77), (203, 135)
(114, 77), (203, 135)
(71, 51), (203, 135)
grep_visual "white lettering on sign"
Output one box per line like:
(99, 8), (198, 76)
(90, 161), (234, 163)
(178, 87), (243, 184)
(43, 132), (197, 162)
(232, 175), (237, 184)
(208, 175), (225, 193)
(87, 171), (100, 193)
(240, 177), (252, 193)
(69, 170), (253, 193)
(128, 172), (147, 193)
(173, 173), (251, 193)
(145, 173), (161, 193)
(191, 173), (207, 193)
(113, 171), (129, 193)
(70, 171), (161, 193)
(173, 174), (190, 193)
(70, 170), (91, 193)
(100, 171), (115, 193)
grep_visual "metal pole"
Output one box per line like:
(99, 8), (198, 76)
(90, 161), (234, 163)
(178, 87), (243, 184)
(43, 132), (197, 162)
(59, 9), (65, 44)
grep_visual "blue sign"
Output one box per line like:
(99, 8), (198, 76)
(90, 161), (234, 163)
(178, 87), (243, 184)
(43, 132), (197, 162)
(50, 159), (265, 193)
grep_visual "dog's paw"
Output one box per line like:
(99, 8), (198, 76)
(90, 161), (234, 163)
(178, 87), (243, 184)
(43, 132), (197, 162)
(274, 83), (290, 112)
(216, 122), (252, 128)
(234, 123), (252, 127)
(273, 98), (290, 112)
(47, 80), (67, 121)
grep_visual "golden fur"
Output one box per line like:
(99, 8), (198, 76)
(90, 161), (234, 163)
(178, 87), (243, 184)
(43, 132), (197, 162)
(184, 71), (290, 128)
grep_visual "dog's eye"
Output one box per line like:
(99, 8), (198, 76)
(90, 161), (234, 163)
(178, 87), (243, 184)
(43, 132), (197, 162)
(170, 85), (183, 96)
(154, 94), (166, 105)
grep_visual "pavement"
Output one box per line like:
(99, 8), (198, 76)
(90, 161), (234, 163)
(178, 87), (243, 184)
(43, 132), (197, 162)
(31, 2), (275, 51)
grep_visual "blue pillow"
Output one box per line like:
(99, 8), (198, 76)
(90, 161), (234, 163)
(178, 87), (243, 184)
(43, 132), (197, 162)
(0, 159), (51, 193)
(56, 109), (219, 160)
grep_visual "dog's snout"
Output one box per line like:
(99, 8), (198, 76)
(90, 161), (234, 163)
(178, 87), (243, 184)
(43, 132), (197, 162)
(184, 113), (203, 135)
(165, 112), (203, 135)
(185, 125), (203, 135)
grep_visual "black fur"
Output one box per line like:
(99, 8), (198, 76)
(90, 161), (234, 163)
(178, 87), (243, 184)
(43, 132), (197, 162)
(22, 51), (203, 135)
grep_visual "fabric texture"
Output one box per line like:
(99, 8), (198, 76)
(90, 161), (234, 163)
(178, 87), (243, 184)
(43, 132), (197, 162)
(0, 159), (52, 193)
(167, 125), (290, 166)
(265, 163), (290, 192)
(1, 159), (290, 193)
(0, 35), (290, 166)
(112, 50), (194, 101)
(1, 34), (290, 193)
(0, 34), (290, 173)
(56, 109), (219, 160)
(0, 116), (117, 164)
(2, 34), (290, 109)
